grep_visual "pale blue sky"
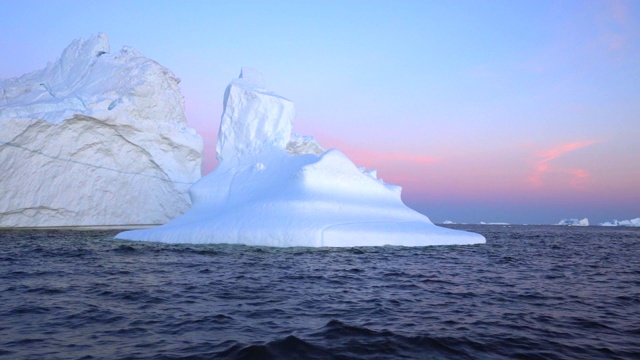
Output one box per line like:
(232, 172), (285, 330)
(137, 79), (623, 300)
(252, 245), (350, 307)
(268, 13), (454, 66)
(2, 0), (639, 224)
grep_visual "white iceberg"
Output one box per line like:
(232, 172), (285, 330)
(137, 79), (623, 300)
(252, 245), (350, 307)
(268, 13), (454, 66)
(116, 69), (484, 246)
(557, 218), (589, 226)
(600, 218), (640, 227)
(0, 33), (203, 227)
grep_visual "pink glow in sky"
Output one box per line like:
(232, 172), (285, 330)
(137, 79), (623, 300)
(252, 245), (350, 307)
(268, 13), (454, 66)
(1, 0), (639, 224)
(528, 141), (598, 189)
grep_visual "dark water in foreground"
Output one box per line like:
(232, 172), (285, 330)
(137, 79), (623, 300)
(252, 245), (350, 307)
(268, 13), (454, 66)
(1, 225), (639, 359)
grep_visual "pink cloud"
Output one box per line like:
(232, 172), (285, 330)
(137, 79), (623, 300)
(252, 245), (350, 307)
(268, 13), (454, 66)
(329, 144), (440, 172)
(528, 141), (597, 189)
(363, 152), (439, 165)
(201, 128), (439, 177)
(566, 168), (588, 179)
(610, 0), (629, 25)
(310, 131), (440, 168)
(599, 0), (632, 52)
(600, 32), (626, 51)
(567, 168), (589, 190)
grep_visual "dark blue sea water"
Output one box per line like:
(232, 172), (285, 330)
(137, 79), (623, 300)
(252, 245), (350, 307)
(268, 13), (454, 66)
(1, 225), (639, 359)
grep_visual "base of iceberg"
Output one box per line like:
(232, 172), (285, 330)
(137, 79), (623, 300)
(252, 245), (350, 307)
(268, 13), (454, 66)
(116, 69), (485, 247)
(118, 150), (483, 246)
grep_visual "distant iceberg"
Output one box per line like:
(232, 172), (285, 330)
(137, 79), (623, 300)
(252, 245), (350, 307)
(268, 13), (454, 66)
(116, 69), (485, 246)
(557, 218), (589, 226)
(600, 218), (640, 227)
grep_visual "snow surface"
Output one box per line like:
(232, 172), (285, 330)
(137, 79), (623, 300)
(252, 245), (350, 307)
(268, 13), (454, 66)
(557, 218), (589, 226)
(600, 218), (640, 227)
(116, 69), (485, 246)
(0, 33), (203, 227)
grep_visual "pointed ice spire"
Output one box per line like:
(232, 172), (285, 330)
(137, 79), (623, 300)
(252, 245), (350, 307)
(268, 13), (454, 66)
(216, 68), (294, 162)
(239, 67), (265, 88)
(89, 32), (110, 56)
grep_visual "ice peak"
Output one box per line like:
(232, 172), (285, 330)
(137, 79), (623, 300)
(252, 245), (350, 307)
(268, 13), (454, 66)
(239, 67), (265, 88)
(62, 33), (110, 59)
(90, 33), (110, 56)
(216, 69), (294, 162)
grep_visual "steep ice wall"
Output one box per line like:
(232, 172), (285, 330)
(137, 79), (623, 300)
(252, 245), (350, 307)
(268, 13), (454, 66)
(0, 33), (203, 227)
(117, 69), (484, 246)
(216, 68), (295, 162)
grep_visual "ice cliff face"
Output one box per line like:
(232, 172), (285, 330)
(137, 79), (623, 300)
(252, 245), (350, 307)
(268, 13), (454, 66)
(117, 69), (484, 246)
(216, 68), (295, 162)
(0, 33), (203, 227)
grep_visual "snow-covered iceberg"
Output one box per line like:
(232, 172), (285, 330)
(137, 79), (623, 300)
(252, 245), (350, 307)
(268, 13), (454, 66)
(0, 33), (203, 227)
(557, 218), (589, 226)
(600, 218), (640, 227)
(116, 69), (485, 246)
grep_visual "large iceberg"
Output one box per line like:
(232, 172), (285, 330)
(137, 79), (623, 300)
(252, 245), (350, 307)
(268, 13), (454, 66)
(117, 69), (484, 246)
(0, 33), (203, 227)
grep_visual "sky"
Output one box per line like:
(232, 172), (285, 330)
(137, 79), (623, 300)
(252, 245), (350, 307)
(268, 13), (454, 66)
(2, 0), (639, 224)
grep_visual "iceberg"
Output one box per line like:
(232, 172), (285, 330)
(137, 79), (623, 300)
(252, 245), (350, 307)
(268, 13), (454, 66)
(557, 218), (589, 226)
(0, 33), (203, 227)
(116, 69), (485, 246)
(600, 218), (640, 227)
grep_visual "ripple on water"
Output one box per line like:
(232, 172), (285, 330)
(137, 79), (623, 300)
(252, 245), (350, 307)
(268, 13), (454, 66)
(0, 226), (639, 359)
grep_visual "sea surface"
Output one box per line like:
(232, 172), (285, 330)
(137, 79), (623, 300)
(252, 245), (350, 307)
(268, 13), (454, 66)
(1, 225), (639, 359)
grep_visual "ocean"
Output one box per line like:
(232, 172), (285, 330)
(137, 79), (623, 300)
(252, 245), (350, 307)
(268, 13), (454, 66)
(1, 225), (639, 359)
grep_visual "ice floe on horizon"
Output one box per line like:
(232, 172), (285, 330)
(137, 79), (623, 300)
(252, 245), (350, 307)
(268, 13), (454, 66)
(600, 218), (640, 227)
(557, 218), (589, 226)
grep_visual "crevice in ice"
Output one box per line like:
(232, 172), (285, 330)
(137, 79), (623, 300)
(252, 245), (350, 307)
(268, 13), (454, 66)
(0, 139), (193, 185)
(0, 206), (78, 218)
(76, 96), (87, 109)
(1, 115), (180, 185)
(108, 128), (173, 183)
(40, 82), (55, 98)
(2, 121), (40, 146)
(107, 98), (119, 110)
(226, 169), (240, 204)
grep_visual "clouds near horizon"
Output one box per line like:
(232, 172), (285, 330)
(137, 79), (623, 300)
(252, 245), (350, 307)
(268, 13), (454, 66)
(528, 141), (598, 190)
